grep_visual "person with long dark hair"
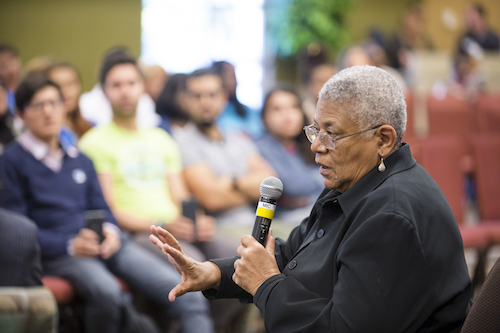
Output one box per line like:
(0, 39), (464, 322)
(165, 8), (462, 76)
(254, 87), (324, 225)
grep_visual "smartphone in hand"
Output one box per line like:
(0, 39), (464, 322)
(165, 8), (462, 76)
(182, 199), (198, 221)
(182, 199), (198, 238)
(85, 210), (106, 243)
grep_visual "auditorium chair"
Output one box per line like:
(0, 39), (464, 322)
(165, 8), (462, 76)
(473, 135), (500, 246)
(426, 94), (476, 154)
(476, 93), (500, 134)
(417, 136), (491, 287)
(42, 275), (130, 333)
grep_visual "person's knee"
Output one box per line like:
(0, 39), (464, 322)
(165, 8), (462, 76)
(86, 278), (123, 311)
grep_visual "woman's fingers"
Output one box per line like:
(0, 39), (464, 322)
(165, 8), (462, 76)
(151, 225), (182, 252)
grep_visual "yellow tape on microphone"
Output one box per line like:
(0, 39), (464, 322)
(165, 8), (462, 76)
(256, 201), (276, 220)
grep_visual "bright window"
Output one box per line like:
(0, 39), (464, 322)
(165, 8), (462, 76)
(141, 0), (265, 109)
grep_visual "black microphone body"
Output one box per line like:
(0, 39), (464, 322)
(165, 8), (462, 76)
(251, 177), (283, 246)
(252, 196), (277, 245)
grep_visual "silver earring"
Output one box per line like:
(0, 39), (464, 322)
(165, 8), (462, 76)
(378, 156), (386, 172)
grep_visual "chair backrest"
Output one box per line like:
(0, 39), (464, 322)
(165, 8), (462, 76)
(473, 135), (500, 220)
(476, 94), (500, 134)
(460, 257), (500, 333)
(427, 95), (475, 139)
(417, 136), (468, 224)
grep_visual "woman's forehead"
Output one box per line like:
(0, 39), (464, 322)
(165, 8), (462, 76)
(315, 99), (350, 126)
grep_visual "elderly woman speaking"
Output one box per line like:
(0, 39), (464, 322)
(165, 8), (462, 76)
(150, 65), (472, 333)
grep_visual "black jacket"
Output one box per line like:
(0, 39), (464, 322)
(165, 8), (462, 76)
(207, 144), (472, 333)
(0, 208), (43, 287)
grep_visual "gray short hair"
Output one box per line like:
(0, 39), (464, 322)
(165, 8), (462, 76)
(319, 65), (407, 148)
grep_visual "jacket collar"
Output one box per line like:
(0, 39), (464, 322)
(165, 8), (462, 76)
(335, 143), (416, 216)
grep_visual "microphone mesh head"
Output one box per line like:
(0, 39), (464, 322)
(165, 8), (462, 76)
(260, 177), (283, 200)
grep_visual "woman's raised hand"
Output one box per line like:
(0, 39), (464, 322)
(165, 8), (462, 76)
(149, 225), (221, 301)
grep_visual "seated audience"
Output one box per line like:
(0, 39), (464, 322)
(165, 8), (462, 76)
(79, 50), (236, 263)
(0, 73), (213, 333)
(47, 62), (93, 146)
(173, 68), (275, 236)
(255, 87), (324, 226)
(80, 47), (246, 333)
(211, 61), (263, 138)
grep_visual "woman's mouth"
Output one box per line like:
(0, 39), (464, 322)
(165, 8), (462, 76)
(318, 163), (331, 174)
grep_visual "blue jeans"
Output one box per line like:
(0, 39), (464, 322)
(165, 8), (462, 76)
(42, 237), (213, 333)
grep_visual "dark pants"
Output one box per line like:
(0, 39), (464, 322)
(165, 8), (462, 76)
(42, 238), (214, 333)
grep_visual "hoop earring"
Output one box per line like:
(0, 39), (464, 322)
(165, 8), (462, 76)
(378, 155), (386, 172)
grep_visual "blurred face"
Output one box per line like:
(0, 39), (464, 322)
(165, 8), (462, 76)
(103, 63), (144, 119)
(263, 91), (304, 142)
(309, 64), (336, 101)
(0, 51), (21, 88)
(49, 66), (82, 114)
(346, 47), (371, 68)
(312, 98), (379, 192)
(20, 86), (65, 143)
(185, 75), (227, 127)
(465, 6), (484, 33)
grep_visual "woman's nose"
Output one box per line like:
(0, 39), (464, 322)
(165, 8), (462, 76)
(310, 136), (327, 153)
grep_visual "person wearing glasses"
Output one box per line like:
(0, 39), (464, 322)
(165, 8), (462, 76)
(150, 65), (472, 333)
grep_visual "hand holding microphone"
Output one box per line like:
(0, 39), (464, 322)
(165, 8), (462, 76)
(233, 177), (284, 294)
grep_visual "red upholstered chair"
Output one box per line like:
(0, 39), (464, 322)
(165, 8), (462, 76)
(42, 275), (131, 333)
(426, 95), (476, 138)
(473, 135), (500, 245)
(41, 276), (75, 304)
(476, 93), (500, 134)
(417, 136), (469, 225)
(417, 136), (491, 288)
(416, 136), (492, 247)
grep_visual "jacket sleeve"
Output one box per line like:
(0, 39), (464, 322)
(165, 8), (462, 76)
(253, 213), (437, 333)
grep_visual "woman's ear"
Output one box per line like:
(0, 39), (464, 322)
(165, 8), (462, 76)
(377, 125), (397, 157)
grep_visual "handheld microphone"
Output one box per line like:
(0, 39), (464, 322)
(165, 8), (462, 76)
(251, 177), (283, 245)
